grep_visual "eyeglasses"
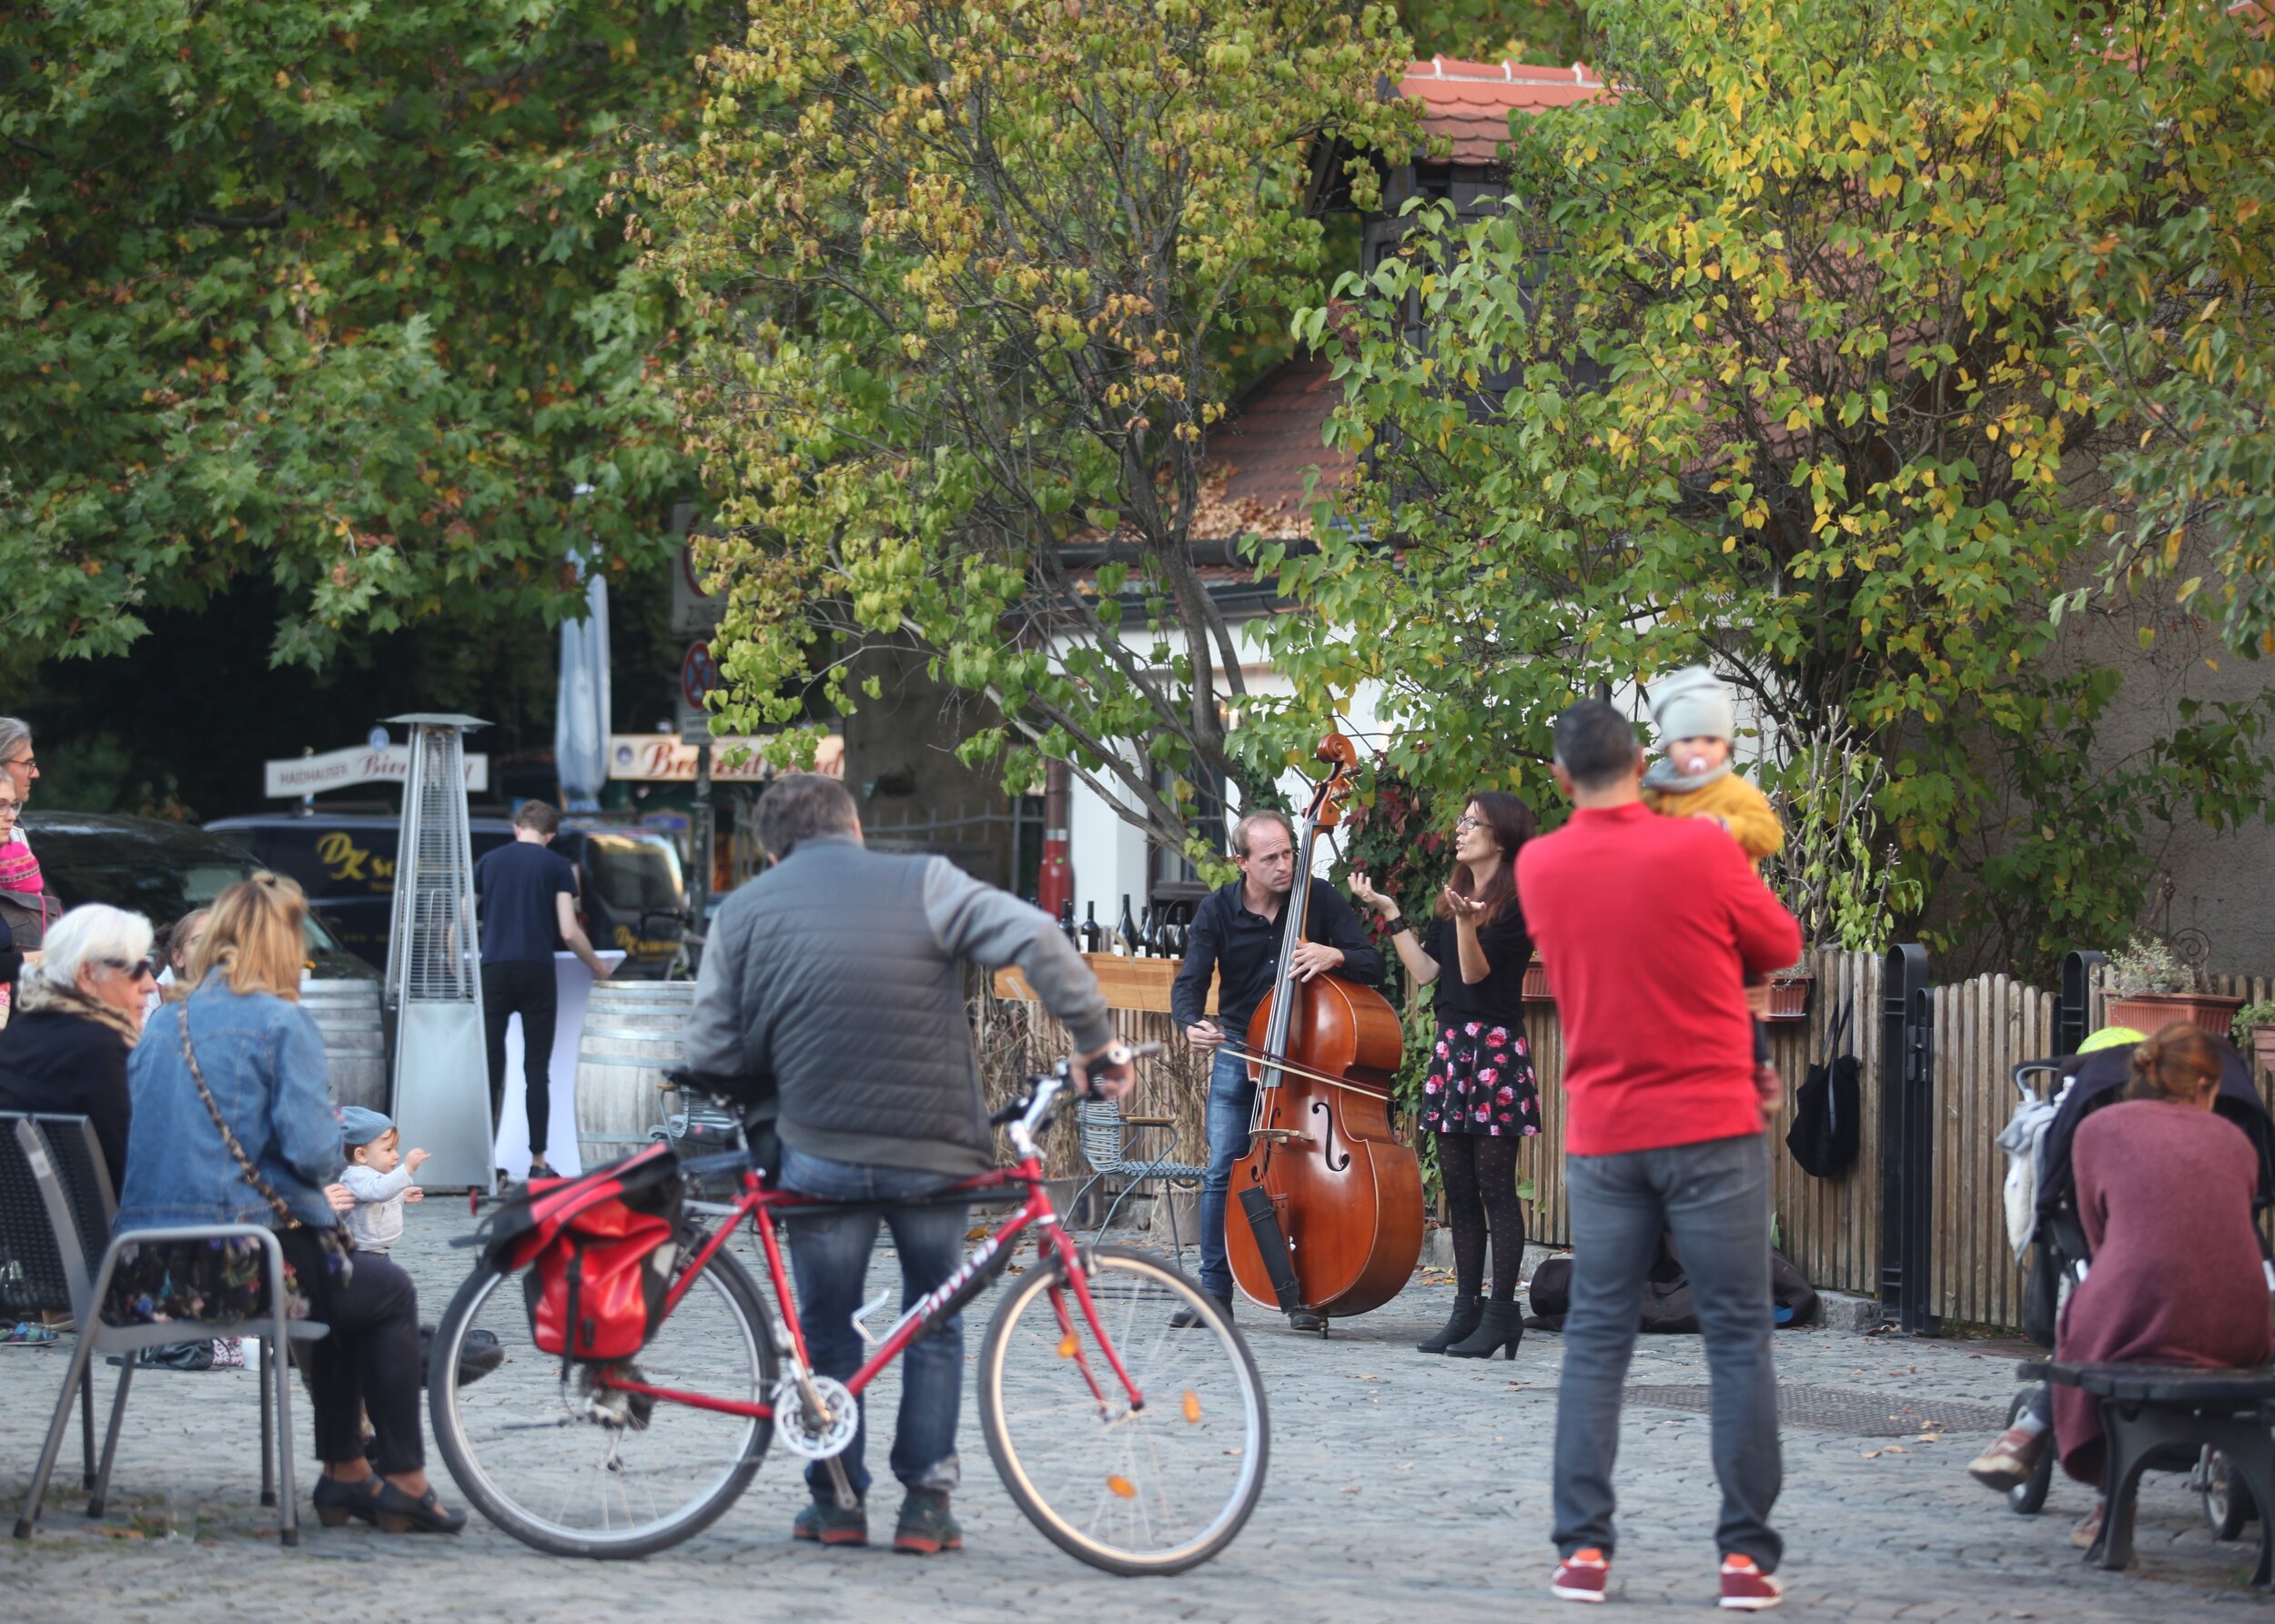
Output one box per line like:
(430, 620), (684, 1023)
(0, 800), (18, 820)
(100, 956), (160, 981)
(1453, 815), (1483, 832)
(3, 755), (34, 773)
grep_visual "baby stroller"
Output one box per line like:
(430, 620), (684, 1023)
(2000, 1035), (2275, 1531)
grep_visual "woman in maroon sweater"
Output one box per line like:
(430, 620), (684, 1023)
(2056, 1024), (2273, 1547)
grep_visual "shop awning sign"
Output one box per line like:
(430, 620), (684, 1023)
(606, 733), (844, 783)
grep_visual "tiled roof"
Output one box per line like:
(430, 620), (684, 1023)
(1399, 56), (1607, 166)
(1195, 357), (1352, 540)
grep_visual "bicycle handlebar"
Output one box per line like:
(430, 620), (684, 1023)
(988, 1042), (1164, 1129)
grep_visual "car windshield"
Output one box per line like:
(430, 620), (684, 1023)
(585, 834), (683, 914)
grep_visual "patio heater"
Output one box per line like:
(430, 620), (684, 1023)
(384, 713), (495, 1191)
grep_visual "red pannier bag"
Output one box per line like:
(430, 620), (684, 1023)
(470, 1145), (685, 1362)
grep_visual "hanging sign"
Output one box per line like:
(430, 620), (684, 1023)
(263, 746), (489, 800)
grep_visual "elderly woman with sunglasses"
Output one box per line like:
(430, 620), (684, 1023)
(0, 903), (157, 1191)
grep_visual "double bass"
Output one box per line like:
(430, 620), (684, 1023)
(1223, 734), (1424, 1329)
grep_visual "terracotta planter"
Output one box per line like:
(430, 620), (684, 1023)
(1522, 961), (1553, 1004)
(2252, 1026), (2275, 1080)
(1764, 973), (1815, 1023)
(2102, 991), (2247, 1040)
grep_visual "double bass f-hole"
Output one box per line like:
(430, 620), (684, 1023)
(1309, 1101), (1350, 1172)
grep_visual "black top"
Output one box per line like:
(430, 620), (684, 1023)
(1421, 905), (1532, 1028)
(0, 1007), (133, 1193)
(1170, 876), (1386, 1036)
(473, 841), (579, 962)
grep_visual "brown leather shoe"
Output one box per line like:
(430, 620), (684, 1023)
(1967, 1424), (2051, 1491)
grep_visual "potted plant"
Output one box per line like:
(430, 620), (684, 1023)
(2234, 1000), (2275, 1080)
(1764, 957), (1815, 1023)
(2101, 934), (2246, 1038)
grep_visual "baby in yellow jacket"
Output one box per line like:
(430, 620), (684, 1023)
(1643, 664), (1785, 1100)
(1641, 665), (1783, 869)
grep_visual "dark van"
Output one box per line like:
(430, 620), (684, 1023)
(204, 813), (689, 978)
(24, 812), (376, 981)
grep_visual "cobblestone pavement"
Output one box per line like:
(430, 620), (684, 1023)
(4, 1201), (2262, 1621)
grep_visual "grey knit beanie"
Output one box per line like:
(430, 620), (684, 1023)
(1649, 666), (1735, 744)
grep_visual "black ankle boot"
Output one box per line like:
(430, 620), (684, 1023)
(1416, 1295), (1482, 1354)
(1444, 1299), (1524, 1359)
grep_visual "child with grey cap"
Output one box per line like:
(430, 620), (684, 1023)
(338, 1105), (430, 1256)
(1642, 665), (1788, 1104)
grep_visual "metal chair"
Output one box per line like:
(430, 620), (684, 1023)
(1070, 1098), (1205, 1268)
(3, 1114), (325, 1546)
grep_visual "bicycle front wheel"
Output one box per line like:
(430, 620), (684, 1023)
(428, 1240), (776, 1559)
(979, 1244), (1268, 1575)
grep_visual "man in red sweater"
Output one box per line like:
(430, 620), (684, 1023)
(1516, 700), (1803, 1611)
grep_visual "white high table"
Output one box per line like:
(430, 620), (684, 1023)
(491, 949), (626, 1178)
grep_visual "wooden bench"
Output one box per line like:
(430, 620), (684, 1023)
(2019, 1358), (2275, 1587)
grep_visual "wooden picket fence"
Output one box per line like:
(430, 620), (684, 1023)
(986, 950), (2275, 1331)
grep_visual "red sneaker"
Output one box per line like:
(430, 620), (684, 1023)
(1719, 1554), (1783, 1610)
(1551, 1548), (1610, 1603)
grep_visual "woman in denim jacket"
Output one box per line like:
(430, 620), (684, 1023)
(113, 873), (463, 1535)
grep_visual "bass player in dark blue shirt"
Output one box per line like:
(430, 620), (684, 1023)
(1169, 809), (1384, 1330)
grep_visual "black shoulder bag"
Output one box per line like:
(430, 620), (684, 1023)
(1785, 994), (1862, 1178)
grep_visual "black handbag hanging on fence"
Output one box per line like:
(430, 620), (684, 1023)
(1786, 994), (1862, 1178)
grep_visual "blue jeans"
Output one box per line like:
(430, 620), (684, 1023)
(778, 1147), (970, 1500)
(1552, 1133), (1783, 1571)
(1197, 1048), (1255, 1299)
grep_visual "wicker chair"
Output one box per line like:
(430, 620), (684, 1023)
(1069, 1097), (1204, 1268)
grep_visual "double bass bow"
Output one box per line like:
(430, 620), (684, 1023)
(1223, 733), (1424, 1330)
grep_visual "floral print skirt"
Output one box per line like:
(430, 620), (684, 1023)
(102, 1226), (346, 1327)
(1420, 1018), (1541, 1137)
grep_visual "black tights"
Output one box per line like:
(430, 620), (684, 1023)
(1437, 1132), (1527, 1302)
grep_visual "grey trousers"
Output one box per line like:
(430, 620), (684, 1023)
(1552, 1132), (1783, 1571)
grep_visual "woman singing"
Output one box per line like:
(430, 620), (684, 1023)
(1351, 790), (1538, 1358)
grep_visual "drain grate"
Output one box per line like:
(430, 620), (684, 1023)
(1622, 1384), (2010, 1437)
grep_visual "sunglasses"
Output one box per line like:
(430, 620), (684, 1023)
(101, 955), (161, 981)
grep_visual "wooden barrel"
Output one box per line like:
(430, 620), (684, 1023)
(299, 979), (389, 1114)
(574, 980), (696, 1155)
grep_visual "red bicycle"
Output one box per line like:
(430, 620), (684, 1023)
(425, 1054), (1269, 1574)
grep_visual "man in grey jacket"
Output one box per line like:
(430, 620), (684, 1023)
(685, 772), (1130, 1557)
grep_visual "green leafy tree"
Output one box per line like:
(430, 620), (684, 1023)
(0, 0), (718, 669)
(1400, 0), (1587, 65)
(633, 0), (1419, 858)
(1255, 0), (2275, 973)
(2054, 5), (2275, 657)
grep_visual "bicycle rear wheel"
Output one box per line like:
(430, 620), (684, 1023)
(978, 1244), (1268, 1575)
(428, 1239), (776, 1559)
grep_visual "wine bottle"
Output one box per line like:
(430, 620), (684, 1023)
(1058, 899), (1077, 943)
(1117, 894), (1138, 958)
(1138, 901), (1159, 957)
(1081, 902), (1102, 954)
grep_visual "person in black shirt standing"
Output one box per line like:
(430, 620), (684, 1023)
(473, 801), (612, 1178)
(1169, 809), (1385, 1329)
(1351, 789), (1537, 1357)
